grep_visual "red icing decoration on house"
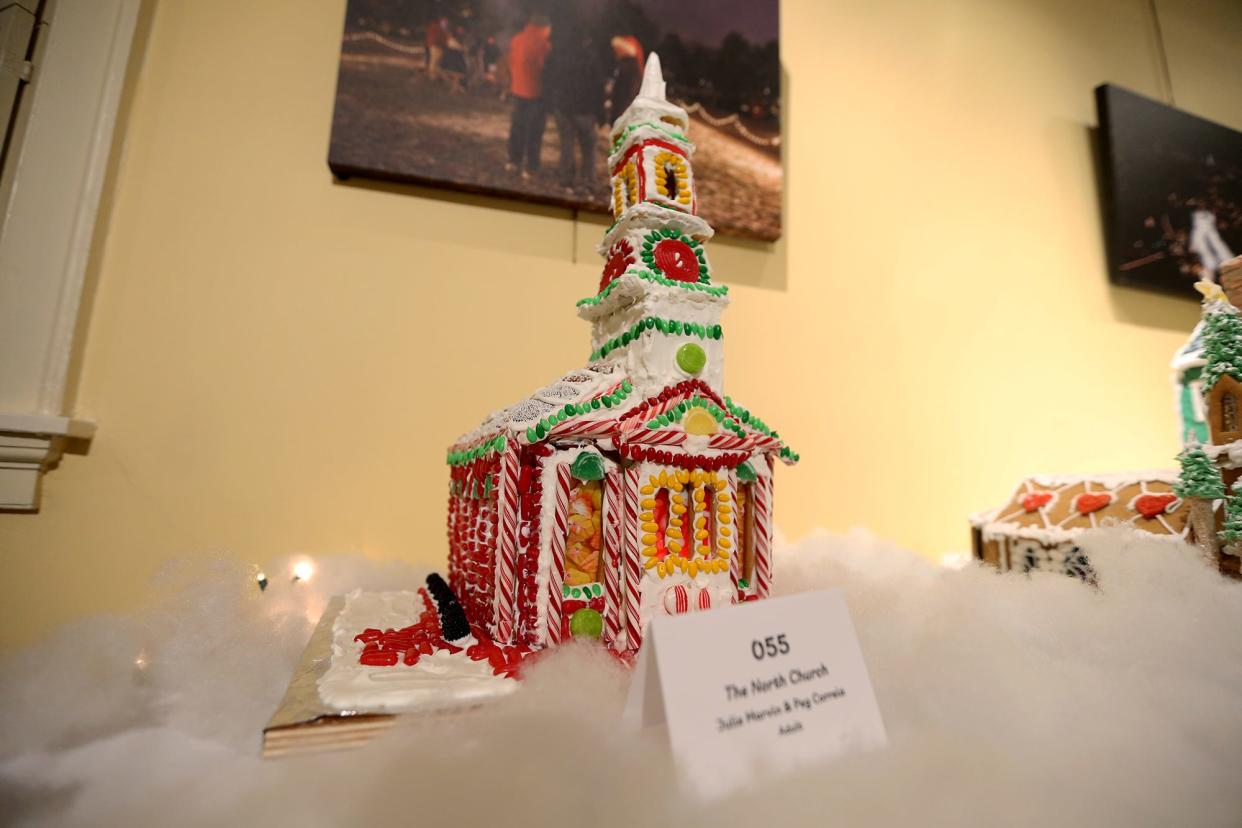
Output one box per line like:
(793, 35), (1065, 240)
(653, 238), (699, 282)
(353, 589), (461, 669)
(1075, 492), (1112, 515)
(1021, 492), (1053, 512)
(1134, 493), (1178, 519)
(600, 240), (635, 292)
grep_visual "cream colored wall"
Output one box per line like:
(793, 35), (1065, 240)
(2, 0), (1240, 650)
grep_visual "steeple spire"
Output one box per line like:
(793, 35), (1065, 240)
(638, 52), (666, 100)
(579, 55), (730, 397)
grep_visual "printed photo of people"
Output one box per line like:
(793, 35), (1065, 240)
(329, 0), (781, 241)
(1096, 84), (1242, 297)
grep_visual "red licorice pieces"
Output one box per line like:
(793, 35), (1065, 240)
(619, 443), (746, 470)
(354, 589), (461, 669)
(447, 455), (501, 630)
(465, 629), (535, 679)
(353, 589), (536, 680)
(513, 447), (544, 644)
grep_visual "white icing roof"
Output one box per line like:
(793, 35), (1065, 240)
(450, 363), (629, 448)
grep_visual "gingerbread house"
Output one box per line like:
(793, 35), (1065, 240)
(971, 473), (1191, 580)
(444, 56), (798, 653)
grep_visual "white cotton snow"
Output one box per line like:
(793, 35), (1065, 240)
(3, 528), (1242, 827)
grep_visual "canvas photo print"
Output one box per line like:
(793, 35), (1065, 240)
(329, 0), (781, 241)
(1095, 84), (1242, 297)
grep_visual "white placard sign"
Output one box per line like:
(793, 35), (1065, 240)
(624, 589), (888, 800)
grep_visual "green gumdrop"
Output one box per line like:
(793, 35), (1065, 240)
(569, 608), (603, 640)
(677, 343), (706, 375)
(736, 461), (758, 483)
(571, 451), (606, 481)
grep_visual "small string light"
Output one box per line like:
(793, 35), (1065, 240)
(292, 560), (315, 583)
(256, 572), (268, 591)
(134, 651), (149, 670)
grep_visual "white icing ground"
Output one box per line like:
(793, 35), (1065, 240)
(317, 589), (515, 713)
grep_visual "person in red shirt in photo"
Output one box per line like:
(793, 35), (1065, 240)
(425, 16), (450, 81)
(505, 14), (552, 179)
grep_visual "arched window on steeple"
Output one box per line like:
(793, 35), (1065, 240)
(662, 159), (679, 197)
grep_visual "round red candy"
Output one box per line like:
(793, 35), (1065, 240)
(653, 239), (700, 282)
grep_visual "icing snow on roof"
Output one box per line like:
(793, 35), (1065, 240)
(1172, 319), (1207, 373)
(450, 363), (628, 449)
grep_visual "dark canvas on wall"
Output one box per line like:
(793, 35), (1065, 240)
(1095, 84), (1242, 297)
(329, 0), (782, 241)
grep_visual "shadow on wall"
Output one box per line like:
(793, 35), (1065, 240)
(331, 175), (573, 261)
(62, 0), (158, 417)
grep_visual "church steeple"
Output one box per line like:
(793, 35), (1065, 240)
(607, 54), (700, 218)
(577, 54), (729, 399)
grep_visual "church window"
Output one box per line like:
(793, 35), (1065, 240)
(564, 479), (603, 586)
(1223, 392), (1238, 433)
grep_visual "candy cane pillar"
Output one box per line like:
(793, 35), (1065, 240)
(545, 463), (573, 646)
(623, 463), (644, 650)
(491, 437), (521, 643)
(602, 471), (623, 648)
(753, 465), (774, 599)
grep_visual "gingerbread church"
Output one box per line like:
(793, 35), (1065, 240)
(443, 56), (798, 653)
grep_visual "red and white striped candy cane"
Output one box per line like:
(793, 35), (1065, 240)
(545, 463), (573, 646)
(709, 433), (752, 451)
(753, 469), (773, 599)
(548, 417), (618, 440)
(626, 430), (687, 446)
(623, 464), (643, 650)
(749, 434), (783, 452)
(492, 436), (521, 643)
(602, 471), (622, 647)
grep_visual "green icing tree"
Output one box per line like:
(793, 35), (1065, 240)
(1202, 304), (1242, 389)
(1220, 483), (1242, 544)
(1175, 444), (1225, 500)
